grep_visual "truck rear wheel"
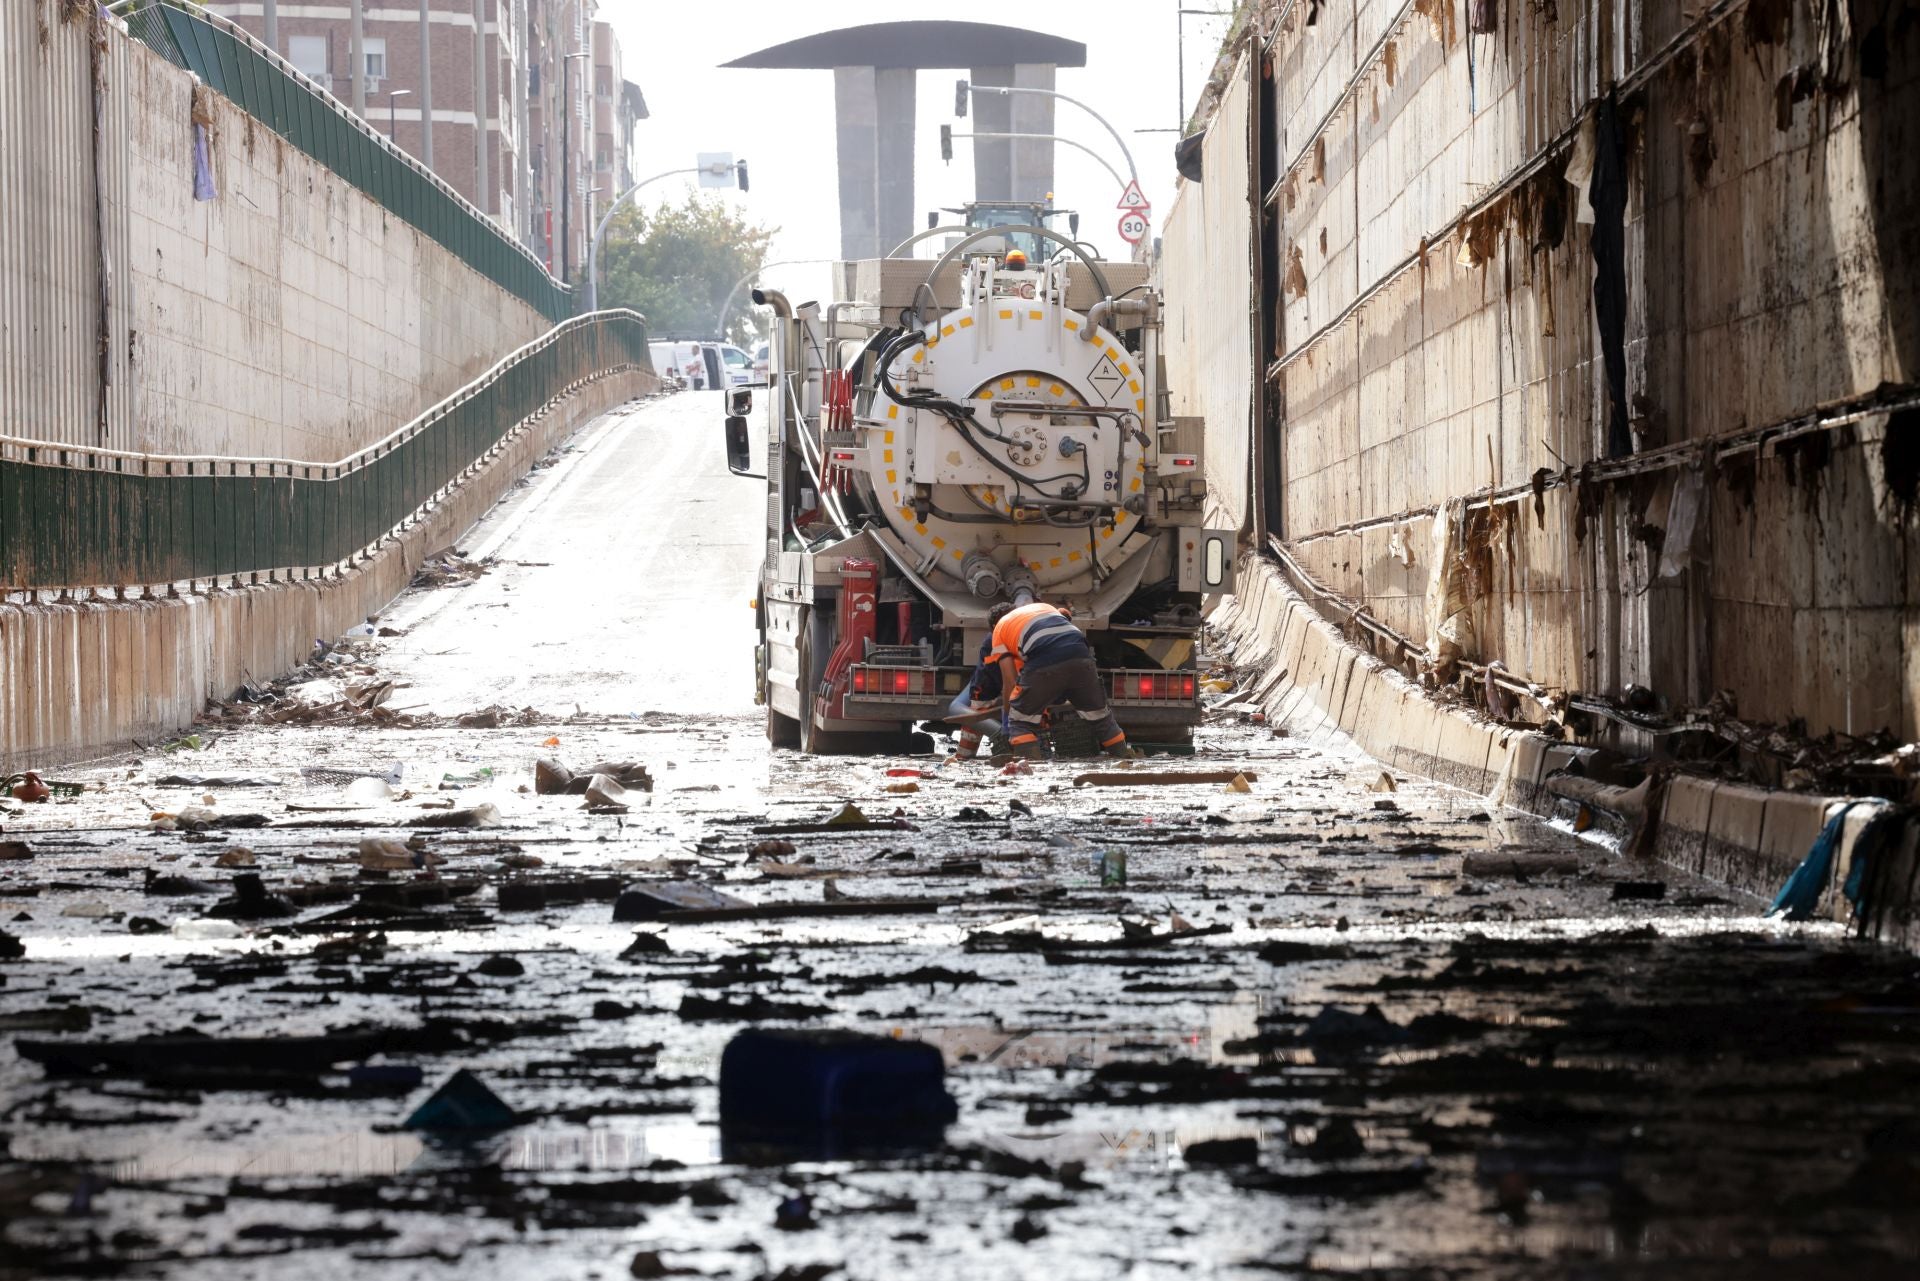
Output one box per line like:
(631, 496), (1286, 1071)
(797, 614), (858, 756)
(767, 705), (800, 748)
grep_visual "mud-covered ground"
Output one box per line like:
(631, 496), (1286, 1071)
(4, 395), (1917, 1280)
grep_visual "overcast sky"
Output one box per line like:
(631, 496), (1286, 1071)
(601, 0), (1234, 307)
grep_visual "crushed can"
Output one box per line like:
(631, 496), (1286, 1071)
(1099, 849), (1128, 887)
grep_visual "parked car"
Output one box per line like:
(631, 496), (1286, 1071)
(750, 341), (769, 384)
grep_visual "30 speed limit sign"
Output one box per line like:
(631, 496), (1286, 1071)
(1117, 211), (1150, 244)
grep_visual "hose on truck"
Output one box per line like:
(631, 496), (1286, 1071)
(872, 328), (1101, 515)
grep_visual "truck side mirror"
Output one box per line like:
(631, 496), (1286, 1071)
(726, 387), (753, 416)
(723, 414), (757, 477)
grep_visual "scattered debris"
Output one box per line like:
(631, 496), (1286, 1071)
(719, 1029), (957, 1154)
(403, 1069), (517, 1131)
(1462, 850), (1583, 878)
(613, 881), (748, 921)
(204, 873), (297, 920)
(1073, 769), (1260, 787)
(408, 803), (502, 829)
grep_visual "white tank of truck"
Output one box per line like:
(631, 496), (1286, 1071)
(722, 220), (1234, 754)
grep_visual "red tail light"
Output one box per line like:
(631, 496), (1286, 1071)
(850, 666), (937, 698)
(1113, 671), (1200, 701)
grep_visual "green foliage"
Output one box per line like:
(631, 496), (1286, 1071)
(598, 194), (776, 345)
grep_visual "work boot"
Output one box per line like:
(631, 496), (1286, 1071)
(1102, 742), (1142, 760)
(1007, 734), (1049, 761)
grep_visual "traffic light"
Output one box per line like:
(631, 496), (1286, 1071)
(954, 79), (969, 117)
(735, 159), (749, 192)
(940, 125), (952, 163)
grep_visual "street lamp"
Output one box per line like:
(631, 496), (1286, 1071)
(942, 127), (1127, 194)
(959, 81), (1138, 189)
(386, 88), (412, 143)
(560, 50), (591, 281)
(584, 157), (745, 313)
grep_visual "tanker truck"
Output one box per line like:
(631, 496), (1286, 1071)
(721, 222), (1234, 754)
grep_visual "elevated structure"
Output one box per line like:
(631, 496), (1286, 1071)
(724, 22), (1085, 259)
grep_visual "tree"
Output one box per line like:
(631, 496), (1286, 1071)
(596, 194), (776, 346)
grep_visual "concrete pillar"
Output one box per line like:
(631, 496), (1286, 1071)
(1009, 64), (1056, 204)
(833, 66), (879, 260)
(874, 68), (916, 257)
(970, 64), (1012, 201)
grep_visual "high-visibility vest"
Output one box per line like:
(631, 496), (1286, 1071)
(988, 603), (1083, 675)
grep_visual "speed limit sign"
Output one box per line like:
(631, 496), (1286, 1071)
(1117, 211), (1149, 244)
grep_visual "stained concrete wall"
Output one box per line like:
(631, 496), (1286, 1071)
(0, 370), (650, 772)
(1162, 53), (1256, 533)
(0, 7), (549, 463)
(1216, 554), (1920, 950)
(1173, 0), (1920, 741)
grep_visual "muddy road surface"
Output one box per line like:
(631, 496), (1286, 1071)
(3, 393), (1917, 1280)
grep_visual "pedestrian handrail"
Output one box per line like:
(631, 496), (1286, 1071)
(111, 0), (572, 321)
(0, 312), (653, 593)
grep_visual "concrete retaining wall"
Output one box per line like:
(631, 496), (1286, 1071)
(0, 371), (652, 772)
(1, 7), (550, 462)
(1174, 1), (1920, 744)
(1217, 554), (1920, 951)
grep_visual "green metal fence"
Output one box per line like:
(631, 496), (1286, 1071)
(120, 1), (573, 322)
(0, 312), (650, 591)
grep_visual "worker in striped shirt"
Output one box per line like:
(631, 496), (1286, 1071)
(986, 601), (1132, 761)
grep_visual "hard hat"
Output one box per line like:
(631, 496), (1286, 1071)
(1004, 248), (1028, 270)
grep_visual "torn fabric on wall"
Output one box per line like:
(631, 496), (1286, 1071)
(1589, 91), (1632, 459)
(1424, 500), (1475, 678)
(1564, 111), (1597, 224)
(1657, 466), (1704, 580)
(190, 84), (216, 203)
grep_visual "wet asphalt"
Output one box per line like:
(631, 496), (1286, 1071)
(2, 393), (1916, 1279)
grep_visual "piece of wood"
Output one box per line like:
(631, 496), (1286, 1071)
(1462, 850), (1582, 878)
(655, 897), (953, 924)
(1072, 770), (1261, 788)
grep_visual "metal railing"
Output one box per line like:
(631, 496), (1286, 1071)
(114, 0), (573, 321)
(0, 312), (651, 592)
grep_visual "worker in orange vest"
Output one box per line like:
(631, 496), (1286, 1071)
(985, 601), (1133, 760)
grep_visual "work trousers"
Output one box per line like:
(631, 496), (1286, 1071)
(1007, 654), (1127, 757)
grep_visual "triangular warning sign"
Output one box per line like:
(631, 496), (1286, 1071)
(1116, 179), (1149, 211)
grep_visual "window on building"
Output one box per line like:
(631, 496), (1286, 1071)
(362, 37), (386, 83)
(286, 34), (327, 80)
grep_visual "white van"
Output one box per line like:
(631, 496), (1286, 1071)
(649, 340), (710, 389)
(648, 340), (752, 390)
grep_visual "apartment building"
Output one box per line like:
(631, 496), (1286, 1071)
(208, 1), (645, 278)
